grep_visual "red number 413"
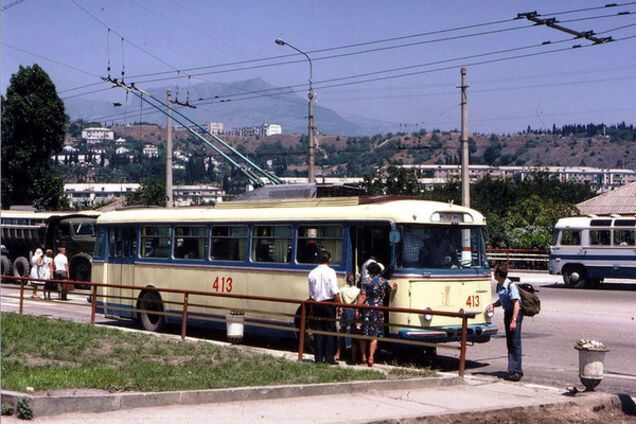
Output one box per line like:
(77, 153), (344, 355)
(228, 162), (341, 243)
(212, 276), (233, 293)
(465, 295), (480, 307)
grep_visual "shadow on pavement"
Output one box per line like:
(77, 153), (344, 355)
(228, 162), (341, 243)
(540, 282), (636, 291)
(619, 393), (636, 415)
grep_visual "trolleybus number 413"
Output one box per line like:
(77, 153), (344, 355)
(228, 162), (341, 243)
(212, 276), (233, 293)
(466, 295), (480, 307)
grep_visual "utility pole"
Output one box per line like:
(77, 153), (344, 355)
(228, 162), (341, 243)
(166, 89), (174, 207)
(460, 67), (469, 208)
(307, 82), (316, 184)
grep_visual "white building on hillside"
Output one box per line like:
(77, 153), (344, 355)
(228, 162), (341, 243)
(64, 183), (140, 207)
(143, 144), (159, 158)
(81, 127), (114, 144)
(204, 122), (224, 135)
(262, 123), (282, 136)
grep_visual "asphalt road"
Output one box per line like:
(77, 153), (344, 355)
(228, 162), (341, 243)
(455, 272), (636, 395)
(2, 272), (635, 396)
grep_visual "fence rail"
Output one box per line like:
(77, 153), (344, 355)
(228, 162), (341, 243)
(487, 248), (549, 270)
(2, 275), (481, 377)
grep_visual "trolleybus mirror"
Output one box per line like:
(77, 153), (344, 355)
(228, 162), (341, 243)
(389, 230), (401, 244)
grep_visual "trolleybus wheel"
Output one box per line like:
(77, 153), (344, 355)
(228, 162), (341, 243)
(12, 256), (30, 280)
(1, 255), (12, 278)
(562, 266), (588, 288)
(138, 291), (165, 332)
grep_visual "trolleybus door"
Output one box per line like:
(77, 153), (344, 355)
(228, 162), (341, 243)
(106, 227), (137, 316)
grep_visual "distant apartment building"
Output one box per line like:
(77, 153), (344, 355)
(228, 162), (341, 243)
(142, 144), (159, 158)
(400, 164), (636, 192)
(64, 183), (224, 207)
(81, 127), (114, 144)
(205, 122), (224, 135)
(174, 122), (224, 135)
(230, 123), (283, 137)
(262, 123), (282, 136)
(65, 183), (140, 207)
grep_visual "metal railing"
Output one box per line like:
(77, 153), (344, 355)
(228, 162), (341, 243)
(1, 275), (479, 377)
(487, 248), (549, 270)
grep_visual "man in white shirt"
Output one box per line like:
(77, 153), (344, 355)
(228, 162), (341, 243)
(54, 247), (69, 300)
(307, 250), (341, 364)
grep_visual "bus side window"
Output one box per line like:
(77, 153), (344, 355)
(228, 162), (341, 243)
(211, 226), (247, 261)
(560, 230), (581, 246)
(252, 225), (292, 263)
(614, 230), (635, 246)
(590, 230), (610, 246)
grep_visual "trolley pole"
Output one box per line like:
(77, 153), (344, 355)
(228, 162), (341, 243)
(460, 67), (470, 208)
(166, 89), (174, 208)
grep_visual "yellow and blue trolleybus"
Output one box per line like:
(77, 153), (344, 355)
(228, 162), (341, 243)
(92, 197), (497, 344)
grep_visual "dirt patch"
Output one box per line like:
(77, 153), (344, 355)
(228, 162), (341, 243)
(402, 402), (636, 423)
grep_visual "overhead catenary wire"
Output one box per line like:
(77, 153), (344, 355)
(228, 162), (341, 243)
(56, 4), (635, 98)
(82, 31), (635, 124)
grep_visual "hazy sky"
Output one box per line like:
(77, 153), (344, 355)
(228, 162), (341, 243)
(2, 0), (636, 133)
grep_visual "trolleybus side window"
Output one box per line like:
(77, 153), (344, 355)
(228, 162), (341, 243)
(94, 229), (106, 258)
(141, 226), (171, 258)
(211, 226), (247, 261)
(613, 229), (635, 246)
(560, 230), (581, 246)
(108, 227), (138, 258)
(252, 225), (292, 263)
(174, 226), (207, 260)
(590, 229), (611, 246)
(297, 225), (343, 264)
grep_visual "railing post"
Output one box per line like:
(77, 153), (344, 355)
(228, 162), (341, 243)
(181, 292), (189, 341)
(297, 301), (307, 361)
(19, 278), (25, 315)
(90, 284), (97, 325)
(506, 250), (510, 269)
(459, 314), (468, 378)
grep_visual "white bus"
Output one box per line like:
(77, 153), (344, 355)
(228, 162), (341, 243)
(549, 215), (636, 288)
(93, 197), (496, 345)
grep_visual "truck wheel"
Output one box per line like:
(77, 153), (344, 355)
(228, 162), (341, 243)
(562, 266), (588, 288)
(12, 256), (30, 279)
(138, 291), (165, 332)
(70, 256), (92, 289)
(1, 255), (12, 277)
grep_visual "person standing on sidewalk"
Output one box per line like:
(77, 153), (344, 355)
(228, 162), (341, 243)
(53, 247), (69, 300)
(486, 264), (523, 381)
(307, 250), (341, 364)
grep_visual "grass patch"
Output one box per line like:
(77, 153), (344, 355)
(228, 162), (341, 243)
(2, 313), (388, 392)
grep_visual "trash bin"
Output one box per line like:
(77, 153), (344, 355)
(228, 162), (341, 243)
(226, 311), (245, 344)
(575, 339), (608, 391)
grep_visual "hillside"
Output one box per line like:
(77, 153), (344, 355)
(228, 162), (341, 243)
(105, 125), (636, 175)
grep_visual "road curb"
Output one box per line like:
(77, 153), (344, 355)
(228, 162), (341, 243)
(0, 375), (461, 418)
(366, 391), (622, 423)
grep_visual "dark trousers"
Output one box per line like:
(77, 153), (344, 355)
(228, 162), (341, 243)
(54, 271), (68, 300)
(504, 309), (523, 375)
(311, 301), (337, 363)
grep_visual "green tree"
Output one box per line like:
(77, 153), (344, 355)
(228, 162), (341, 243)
(1, 64), (67, 209)
(126, 180), (167, 206)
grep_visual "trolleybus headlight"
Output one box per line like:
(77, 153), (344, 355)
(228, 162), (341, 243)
(422, 307), (433, 321)
(486, 310), (495, 319)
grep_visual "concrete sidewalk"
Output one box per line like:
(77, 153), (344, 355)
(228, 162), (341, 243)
(3, 376), (621, 424)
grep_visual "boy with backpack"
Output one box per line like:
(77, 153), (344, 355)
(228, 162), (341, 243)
(486, 264), (524, 381)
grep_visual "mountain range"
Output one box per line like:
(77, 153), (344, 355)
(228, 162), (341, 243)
(64, 78), (395, 136)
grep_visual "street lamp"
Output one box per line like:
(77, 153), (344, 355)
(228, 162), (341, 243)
(275, 38), (316, 183)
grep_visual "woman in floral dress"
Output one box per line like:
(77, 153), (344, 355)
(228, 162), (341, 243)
(358, 262), (397, 366)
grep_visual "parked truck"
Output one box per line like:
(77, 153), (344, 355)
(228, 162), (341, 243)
(0, 208), (99, 282)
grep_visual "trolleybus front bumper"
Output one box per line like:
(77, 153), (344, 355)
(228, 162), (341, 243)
(398, 323), (498, 344)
